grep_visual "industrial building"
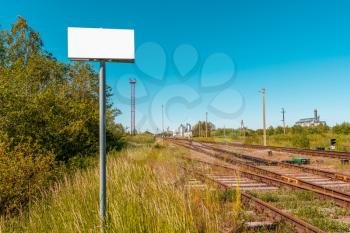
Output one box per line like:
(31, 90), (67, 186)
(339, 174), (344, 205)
(295, 109), (326, 127)
(173, 123), (192, 138)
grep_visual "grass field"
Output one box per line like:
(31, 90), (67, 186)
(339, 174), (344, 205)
(4, 135), (338, 232)
(0, 137), (239, 233)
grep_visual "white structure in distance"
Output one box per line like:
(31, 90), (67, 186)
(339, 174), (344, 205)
(173, 123), (192, 138)
(295, 109), (326, 127)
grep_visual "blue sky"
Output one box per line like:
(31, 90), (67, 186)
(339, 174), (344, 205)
(1, 0), (350, 131)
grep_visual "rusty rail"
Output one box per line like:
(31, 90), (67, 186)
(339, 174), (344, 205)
(182, 164), (326, 233)
(194, 140), (350, 183)
(169, 139), (350, 208)
(200, 140), (350, 159)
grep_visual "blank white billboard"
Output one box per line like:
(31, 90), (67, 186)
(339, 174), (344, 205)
(68, 27), (134, 62)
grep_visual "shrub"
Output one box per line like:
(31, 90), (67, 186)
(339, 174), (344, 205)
(292, 135), (310, 148)
(0, 141), (58, 216)
(333, 123), (350, 135)
(0, 17), (124, 163)
(0, 17), (125, 217)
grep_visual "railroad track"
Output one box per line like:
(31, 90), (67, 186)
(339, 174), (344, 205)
(193, 140), (350, 183)
(200, 140), (350, 160)
(171, 138), (350, 185)
(180, 157), (326, 233)
(168, 138), (350, 208)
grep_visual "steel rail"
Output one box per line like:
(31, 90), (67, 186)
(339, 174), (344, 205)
(181, 163), (326, 233)
(168, 139), (350, 208)
(194, 140), (350, 183)
(200, 140), (350, 159)
(178, 140), (350, 204)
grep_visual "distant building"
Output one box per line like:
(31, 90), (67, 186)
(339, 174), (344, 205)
(173, 123), (192, 138)
(295, 109), (326, 127)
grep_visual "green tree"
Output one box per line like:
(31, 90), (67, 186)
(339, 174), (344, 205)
(291, 125), (304, 134)
(0, 17), (125, 215)
(0, 17), (124, 162)
(192, 121), (215, 137)
(274, 126), (284, 134)
(267, 126), (275, 135)
(333, 123), (350, 135)
(292, 135), (310, 148)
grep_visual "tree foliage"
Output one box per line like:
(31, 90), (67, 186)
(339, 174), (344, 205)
(0, 17), (124, 162)
(291, 134), (310, 148)
(0, 141), (57, 215)
(192, 121), (215, 137)
(0, 17), (125, 216)
(333, 123), (350, 135)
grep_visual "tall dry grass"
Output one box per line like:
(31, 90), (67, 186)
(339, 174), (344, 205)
(0, 144), (235, 233)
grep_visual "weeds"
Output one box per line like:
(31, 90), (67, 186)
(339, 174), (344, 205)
(252, 189), (350, 232)
(0, 143), (232, 233)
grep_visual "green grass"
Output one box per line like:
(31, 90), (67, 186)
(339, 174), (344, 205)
(249, 189), (350, 232)
(125, 134), (155, 144)
(3, 138), (329, 233)
(0, 143), (228, 233)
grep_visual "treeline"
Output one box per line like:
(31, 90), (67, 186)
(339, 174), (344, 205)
(213, 123), (350, 137)
(0, 17), (125, 216)
(211, 123), (350, 150)
(192, 121), (215, 137)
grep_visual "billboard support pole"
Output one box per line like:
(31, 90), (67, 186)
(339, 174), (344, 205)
(67, 27), (135, 231)
(99, 62), (107, 229)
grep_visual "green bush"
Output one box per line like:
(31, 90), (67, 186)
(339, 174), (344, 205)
(291, 135), (310, 148)
(333, 123), (350, 135)
(0, 141), (58, 216)
(0, 17), (126, 216)
(0, 17), (124, 162)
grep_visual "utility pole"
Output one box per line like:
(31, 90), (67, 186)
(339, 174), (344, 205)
(205, 112), (208, 138)
(224, 125), (226, 138)
(241, 120), (245, 137)
(240, 121), (242, 136)
(198, 121), (201, 137)
(129, 79), (136, 135)
(161, 104), (164, 136)
(260, 88), (267, 146)
(243, 123), (246, 137)
(281, 108), (286, 135)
